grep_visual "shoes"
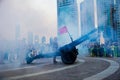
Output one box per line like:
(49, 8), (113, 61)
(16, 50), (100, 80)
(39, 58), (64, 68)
(53, 60), (57, 64)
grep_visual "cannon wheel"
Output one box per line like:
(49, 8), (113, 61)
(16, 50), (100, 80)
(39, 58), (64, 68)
(61, 47), (78, 64)
(26, 53), (34, 64)
(26, 57), (34, 64)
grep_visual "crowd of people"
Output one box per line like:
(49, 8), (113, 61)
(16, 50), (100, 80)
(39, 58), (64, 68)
(88, 41), (119, 57)
(1, 37), (120, 64)
(0, 37), (59, 64)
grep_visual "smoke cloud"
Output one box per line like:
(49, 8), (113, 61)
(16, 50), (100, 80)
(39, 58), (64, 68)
(0, 0), (57, 64)
(0, 0), (57, 41)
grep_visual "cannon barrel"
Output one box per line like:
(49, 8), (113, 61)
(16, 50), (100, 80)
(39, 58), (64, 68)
(59, 28), (97, 64)
(26, 29), (97, 64)
(69, 28), (97, 47)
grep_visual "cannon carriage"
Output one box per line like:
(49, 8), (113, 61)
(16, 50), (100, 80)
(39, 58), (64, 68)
(26, 29), (97, 64)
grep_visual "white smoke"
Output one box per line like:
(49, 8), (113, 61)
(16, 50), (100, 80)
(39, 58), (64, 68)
(0, 0), (57, 42)
(0, 0), (57, 64)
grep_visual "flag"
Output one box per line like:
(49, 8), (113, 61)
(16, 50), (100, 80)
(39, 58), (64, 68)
(59, 26), (68, 34)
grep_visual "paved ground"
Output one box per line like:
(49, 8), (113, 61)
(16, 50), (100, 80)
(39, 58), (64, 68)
(103, 57), (120, 80)
(0, 57), (119, 80)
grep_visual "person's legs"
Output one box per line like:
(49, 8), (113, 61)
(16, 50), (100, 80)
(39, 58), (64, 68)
(53, 51), (60, 64)
(53, 56), (57, 64)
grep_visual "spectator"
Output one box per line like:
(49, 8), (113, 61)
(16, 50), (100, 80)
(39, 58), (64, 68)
(51, 37), (58, 64)
(110, 44), (115, 57)
(92, 44), (98, 57)
(99, 44), (104, 57)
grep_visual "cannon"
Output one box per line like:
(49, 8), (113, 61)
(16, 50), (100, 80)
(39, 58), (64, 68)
(26, 29), (97, 64)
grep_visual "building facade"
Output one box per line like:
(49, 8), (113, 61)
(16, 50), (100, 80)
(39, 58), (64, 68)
(57, 0), (79, 46)
(34, 35), (39, 44)
(115, 0), (120, 45)
(80, 0), (95, 36)
(96, 0), (114, 42)
(28, 32), (33, 45)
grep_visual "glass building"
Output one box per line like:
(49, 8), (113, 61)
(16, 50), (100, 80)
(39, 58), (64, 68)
(115, 0), (120, 46)
(96, 0), (114, 41)
(28, 32), (33, 45)
(80, 0), (95, 36)
(57, 0), (79, 46)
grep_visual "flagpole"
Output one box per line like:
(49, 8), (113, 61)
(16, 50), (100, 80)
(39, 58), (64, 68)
(67, 31), (73, 42)
(59, 26), (73, 42)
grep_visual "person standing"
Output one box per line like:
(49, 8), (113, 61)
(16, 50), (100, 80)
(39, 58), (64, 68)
(52, 37), (58, 63)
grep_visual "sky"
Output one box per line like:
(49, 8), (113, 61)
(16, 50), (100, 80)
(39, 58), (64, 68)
(0, 0), (57, 41)
(0, 0), (82, 42)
